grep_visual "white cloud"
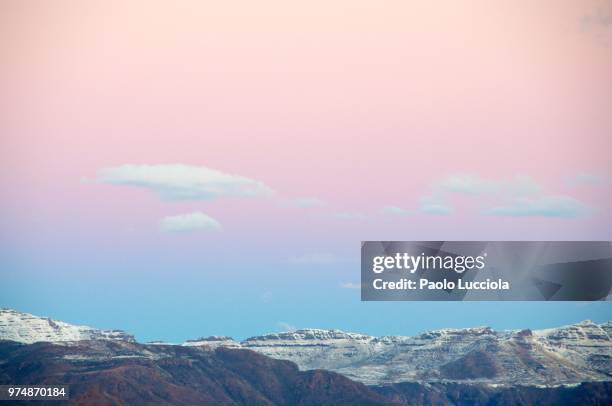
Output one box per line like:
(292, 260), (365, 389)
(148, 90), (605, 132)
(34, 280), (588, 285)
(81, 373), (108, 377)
(419, 196), (453, 215)
(437, 173), (494, 195)
(418, 173), (599, 218)
(340, 282), (362, 289)
(288, 253), (343, 264)
(291, 197), (325, 208)
(160, 211), (222, 233)
(436, 173), (540, 196)
(382, 206), (412, 216)
(97, 164), (273, 201)
(417, 174), (542, 216)
(487, 196), (592, 218)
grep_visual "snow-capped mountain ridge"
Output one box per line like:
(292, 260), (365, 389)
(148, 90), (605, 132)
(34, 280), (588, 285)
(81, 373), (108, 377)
(233, 322), (611, 385)
(1, 308), (610, 386)
(245, 328), (372, 343)
(0, 309), (134, 344)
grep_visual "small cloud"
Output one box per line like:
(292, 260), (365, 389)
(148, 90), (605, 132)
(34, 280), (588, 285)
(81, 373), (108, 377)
(437, 173), (494, 195)
(419, 196), (453, 215)
(382, 206), (412, 216)
(436, 173), (540, 197)
(340, 282), (362, 290)
(567, 172), (608, 187)
(487, 196), (593, 218)
(418, 174), (542, 216)
(97, 164), (273, 201)
(277, 321), (297, 332)
(288, 253), (343, 264)
(420, 173), (601, 218)
(291, 197), (325, 208)
(160, 211), (222, 233)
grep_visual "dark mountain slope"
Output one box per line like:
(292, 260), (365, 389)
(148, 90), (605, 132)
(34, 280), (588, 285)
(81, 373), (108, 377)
(0, 340), (390, 405)
(0, 340), (610, 405)
(372, 381), (612, 406)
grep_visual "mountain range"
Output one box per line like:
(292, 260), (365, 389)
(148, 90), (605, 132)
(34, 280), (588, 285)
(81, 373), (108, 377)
(2, 308), (609, 386)
(1, 308), (610, 405)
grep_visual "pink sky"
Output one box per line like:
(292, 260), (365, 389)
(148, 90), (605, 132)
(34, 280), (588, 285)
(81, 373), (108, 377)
(1, 0), (611, 262)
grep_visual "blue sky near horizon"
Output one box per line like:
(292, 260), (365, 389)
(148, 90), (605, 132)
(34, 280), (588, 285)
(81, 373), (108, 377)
(1, 250), (610, 342)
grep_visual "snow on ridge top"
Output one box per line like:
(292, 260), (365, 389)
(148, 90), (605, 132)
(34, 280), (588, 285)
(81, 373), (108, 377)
(183, 336), (240, 347)
(534, 320), (610, 344)
(182, 336), (241, 348)
(244, 328), (372, 342)
(534, 320), (606, 335)
(422, 326), (497, 335)
(0, 308), (134, 344)
(185, 336), (235, 342)
(241, 322), (611, 344)
(376, 326), (502, 341)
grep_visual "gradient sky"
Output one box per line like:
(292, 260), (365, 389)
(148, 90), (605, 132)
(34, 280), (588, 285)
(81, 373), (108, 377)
(1, 1), (611, 342)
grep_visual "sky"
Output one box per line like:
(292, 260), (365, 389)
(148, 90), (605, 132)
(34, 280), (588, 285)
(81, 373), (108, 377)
(1, 0), (611, 342)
